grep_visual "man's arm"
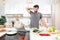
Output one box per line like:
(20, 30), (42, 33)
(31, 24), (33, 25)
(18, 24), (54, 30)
(39, 18), (48, 28)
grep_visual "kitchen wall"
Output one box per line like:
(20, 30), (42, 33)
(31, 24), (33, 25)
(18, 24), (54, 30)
(53, 0), (60, 30)
(5, 0), (52, 15)
(0, 0), (4, 15)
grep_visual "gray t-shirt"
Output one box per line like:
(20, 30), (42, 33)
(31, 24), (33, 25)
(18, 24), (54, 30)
(30, 11), (42, 29)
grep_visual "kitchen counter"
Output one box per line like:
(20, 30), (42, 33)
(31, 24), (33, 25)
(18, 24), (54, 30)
(30, 29), (60, 40)
(0, 27), (60, 40)
(0, 32), (6, 37)
(0, 32), (6, 40)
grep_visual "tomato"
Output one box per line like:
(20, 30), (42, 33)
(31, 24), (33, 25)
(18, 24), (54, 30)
(39, 34), (51, 36)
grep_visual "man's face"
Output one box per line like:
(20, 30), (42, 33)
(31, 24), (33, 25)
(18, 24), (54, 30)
(33, 7), (39, 12)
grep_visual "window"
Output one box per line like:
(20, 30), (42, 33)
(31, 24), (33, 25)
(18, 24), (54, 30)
(5, 0), (52, 15)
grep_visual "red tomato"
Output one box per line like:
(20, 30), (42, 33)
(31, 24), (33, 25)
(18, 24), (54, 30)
(39, 34), (51, 36)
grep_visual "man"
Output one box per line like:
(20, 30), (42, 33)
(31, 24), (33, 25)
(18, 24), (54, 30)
(26, 5), (48, 29)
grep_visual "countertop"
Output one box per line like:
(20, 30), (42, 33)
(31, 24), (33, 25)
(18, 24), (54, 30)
(0, 28), (17, 38)
(0, 32), (6, 37)
(30, 29), (60, 40)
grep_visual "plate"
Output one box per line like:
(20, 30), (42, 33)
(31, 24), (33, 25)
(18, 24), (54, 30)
(7, 32), (17, 34)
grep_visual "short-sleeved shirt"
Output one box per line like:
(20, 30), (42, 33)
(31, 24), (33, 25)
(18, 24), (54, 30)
(30, 11), (42, 29)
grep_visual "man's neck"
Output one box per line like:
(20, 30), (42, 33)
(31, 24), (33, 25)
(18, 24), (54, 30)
(34, 11), (38, 13)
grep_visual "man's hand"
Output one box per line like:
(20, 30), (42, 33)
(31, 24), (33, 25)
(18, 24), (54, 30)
(27, 8), (32, 10)
(39, 18), (48, 28)
(26, 7), (33, 13)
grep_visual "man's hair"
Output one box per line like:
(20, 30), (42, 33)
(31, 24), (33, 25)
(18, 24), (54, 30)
(33, 5), (39, 8)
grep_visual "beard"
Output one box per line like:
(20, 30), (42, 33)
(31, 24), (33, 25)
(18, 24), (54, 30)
(34, 11), (38, 13)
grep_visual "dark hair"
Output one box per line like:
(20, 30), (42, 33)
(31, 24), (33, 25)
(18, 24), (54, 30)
(33, 5), (39, 8)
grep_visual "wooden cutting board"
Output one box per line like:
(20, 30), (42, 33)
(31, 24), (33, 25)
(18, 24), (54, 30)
(0, 28), (6, 32)
(52, 30), (60, 34)
(39, 30), (60, 34)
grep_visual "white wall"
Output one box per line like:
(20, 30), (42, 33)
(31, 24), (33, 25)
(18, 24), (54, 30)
(53, 0), (60, 30)
(0, 0), (4, 15)
(5, 0), (52, 15)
